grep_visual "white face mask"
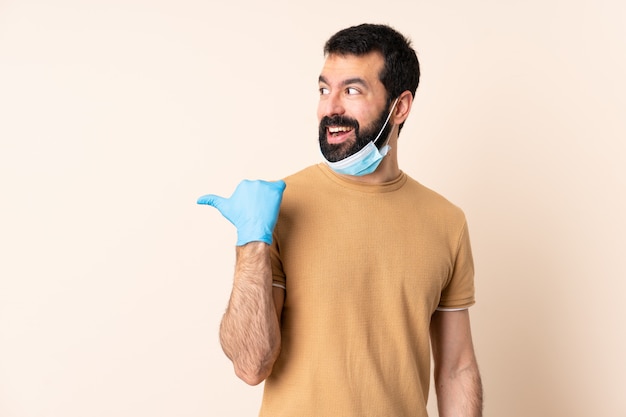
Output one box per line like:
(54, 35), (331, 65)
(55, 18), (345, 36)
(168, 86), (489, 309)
(324, 98), (399, 176)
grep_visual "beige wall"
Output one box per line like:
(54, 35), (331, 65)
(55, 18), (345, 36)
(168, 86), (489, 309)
(1, 1), (625, 416)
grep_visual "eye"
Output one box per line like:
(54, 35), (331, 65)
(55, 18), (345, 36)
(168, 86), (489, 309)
(319, 87), (330, 95)
(346, 87), (360, 95)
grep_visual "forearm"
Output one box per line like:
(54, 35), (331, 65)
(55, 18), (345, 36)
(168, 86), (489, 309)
(434, 361), (483, 417)
(430, 310), (483, 417)
(219, 242), (281, 385)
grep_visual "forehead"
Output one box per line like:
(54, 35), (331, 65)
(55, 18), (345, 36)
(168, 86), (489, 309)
(319, 51), (385, 86)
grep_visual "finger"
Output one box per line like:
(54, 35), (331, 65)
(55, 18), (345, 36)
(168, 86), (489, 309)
(197, 194), (225, 208)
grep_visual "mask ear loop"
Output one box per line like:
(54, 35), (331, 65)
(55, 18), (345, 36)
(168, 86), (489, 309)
(372, 97), (400, 145)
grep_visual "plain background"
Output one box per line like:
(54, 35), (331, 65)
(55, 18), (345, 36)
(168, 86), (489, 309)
(1, 0), (625, 416)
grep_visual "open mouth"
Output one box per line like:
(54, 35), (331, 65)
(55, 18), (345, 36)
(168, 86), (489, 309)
(328, 126), (353, 134)
(327, 125), (355, 143)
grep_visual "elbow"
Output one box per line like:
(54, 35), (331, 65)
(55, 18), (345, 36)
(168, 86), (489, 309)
(235, 365), (271, 386)
(233, 355), (278, 386)
(231, 344), (281, 386)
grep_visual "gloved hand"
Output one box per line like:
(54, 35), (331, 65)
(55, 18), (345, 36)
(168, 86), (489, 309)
(197, 179), (286, 246)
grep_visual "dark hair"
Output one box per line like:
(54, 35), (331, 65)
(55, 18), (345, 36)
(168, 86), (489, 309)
(324, 23), (420, 105)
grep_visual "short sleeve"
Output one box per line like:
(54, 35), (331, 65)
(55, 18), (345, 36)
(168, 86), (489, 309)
(438, 220), (476, 310)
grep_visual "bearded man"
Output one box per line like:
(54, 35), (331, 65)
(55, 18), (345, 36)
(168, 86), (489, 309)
(198, 23), (483, 417)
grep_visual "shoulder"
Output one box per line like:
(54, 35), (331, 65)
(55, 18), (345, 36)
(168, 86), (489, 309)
(283, 164), (323, 183)
(281, 164), (334, 197)
(402, 174), (466, 220)
(277, 165), (326, 208)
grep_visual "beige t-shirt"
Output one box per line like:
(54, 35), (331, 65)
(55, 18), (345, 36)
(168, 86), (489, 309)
(261, 164), (475, 417)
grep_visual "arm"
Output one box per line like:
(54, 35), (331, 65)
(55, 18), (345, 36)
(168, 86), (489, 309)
(220, 242), (284, 385)
(197, 179), (286, 385)
(430, 309), (483, 417)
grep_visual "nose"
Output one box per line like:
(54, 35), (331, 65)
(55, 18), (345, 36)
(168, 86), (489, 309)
(319, 92), (345, 118)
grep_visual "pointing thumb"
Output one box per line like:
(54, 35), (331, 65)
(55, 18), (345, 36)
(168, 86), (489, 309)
(197, 194), (226, 209)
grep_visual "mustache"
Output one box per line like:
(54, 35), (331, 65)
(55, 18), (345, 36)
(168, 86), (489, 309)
(319, 115), (360, 132)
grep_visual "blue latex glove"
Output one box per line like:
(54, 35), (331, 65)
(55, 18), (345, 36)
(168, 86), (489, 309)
(197, 179), (286, 246)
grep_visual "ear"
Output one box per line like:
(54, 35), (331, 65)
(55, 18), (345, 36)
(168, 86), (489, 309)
(392, 90), (413, 126)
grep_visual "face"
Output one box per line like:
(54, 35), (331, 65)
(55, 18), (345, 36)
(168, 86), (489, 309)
(317, 52), (392, 162)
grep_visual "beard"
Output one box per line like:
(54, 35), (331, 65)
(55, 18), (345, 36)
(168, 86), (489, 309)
(318, 105), (394, 163)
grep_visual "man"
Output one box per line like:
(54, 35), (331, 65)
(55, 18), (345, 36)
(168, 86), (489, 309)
(198, 23), (483, 417)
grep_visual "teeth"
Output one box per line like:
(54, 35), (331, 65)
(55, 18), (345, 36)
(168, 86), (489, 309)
(329, 126), (352, 133)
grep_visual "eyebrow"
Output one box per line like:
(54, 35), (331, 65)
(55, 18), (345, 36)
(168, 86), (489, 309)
(318, 75), (369, 89)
